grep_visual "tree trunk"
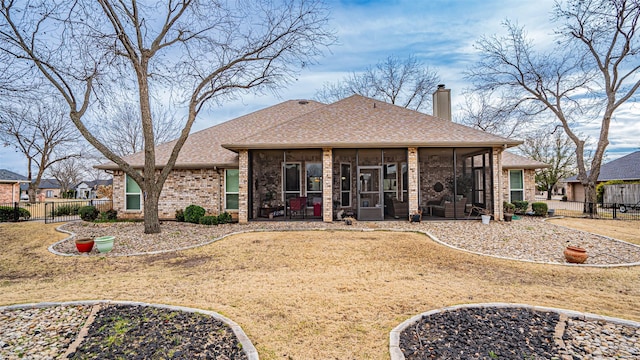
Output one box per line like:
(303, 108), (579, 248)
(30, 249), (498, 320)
(143, 185), (161, 234)
(546, 186), (552, 200)
(584, 181), (597, 217)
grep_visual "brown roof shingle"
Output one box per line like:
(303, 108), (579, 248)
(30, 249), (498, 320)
(97, 100), (325, 169)
(223, 95), (522, 150)
(502, 151), (550, 169)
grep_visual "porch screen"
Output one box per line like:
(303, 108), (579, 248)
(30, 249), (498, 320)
(225, 169), (239, 210)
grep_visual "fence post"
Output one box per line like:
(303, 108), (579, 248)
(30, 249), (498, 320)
(613, 203), (617, 219)
(13, 202), (19, 222)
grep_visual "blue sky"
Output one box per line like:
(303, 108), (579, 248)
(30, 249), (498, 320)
(1, 0), (638, 174)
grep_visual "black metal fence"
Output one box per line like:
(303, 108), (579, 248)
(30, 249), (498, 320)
(539, 200), (640, 220)
(0, 199), (113, 223)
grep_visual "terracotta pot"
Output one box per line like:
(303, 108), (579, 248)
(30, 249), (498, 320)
(75, 237), (94, 253)
(564, 246), (588, 264)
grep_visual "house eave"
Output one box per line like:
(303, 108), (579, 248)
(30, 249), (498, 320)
(222, 140), (523, 151)
(95, 162), (239, 171)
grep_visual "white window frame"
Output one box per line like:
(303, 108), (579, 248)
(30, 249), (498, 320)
(306, 162), (322, 208)
(225, 169), (239, 211)
(509, 169), (524, 202)
(124, 173), (142, 211)
(340, 163), (351, 207)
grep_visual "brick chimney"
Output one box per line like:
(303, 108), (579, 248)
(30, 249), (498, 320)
(432, 84), (451, 121)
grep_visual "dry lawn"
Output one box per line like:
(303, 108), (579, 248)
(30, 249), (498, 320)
(548, 218), (640, 245)
(1, 220), (639, 359)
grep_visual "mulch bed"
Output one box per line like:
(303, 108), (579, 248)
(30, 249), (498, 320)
(400, 307), (560, 359)
(67, 304), (247, 360)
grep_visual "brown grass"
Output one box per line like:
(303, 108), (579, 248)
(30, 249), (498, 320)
(548, 218), (640, 245)
(1, 221), (640, 359)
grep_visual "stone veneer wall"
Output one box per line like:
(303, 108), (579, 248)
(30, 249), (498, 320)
(0, 183), (19, 203)
(113, 168), (223, 220)
(408, 148), (419, 215)
(502, 168), (537, 206)
(322, 148), (333, 222)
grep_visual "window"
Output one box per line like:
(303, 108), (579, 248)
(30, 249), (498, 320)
(509, 170), (524, 202)
(46, 190), (53, 198)
(283, 163), (301, 202)
(306, 162), (322, 207)
(125, 174), (142, 211)
(225, 169), (239, 210)
(383, 163), (398, 198)
(340, 163), (351, 207)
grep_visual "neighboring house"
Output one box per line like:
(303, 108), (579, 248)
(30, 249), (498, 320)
(564, 151), (640, 202)
(20, 179), (62, 200)
(0, 169), (29, 203)
(501, 152), (550, 204)
(98, 86), (548, 222)
(74, 179), (113, 199)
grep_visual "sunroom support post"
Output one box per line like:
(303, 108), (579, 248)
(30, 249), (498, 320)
(238, 149), (249, 224)
(408, 147), (419, 215)
(492, 147), (503, 221)
(322, 147), (333, 222)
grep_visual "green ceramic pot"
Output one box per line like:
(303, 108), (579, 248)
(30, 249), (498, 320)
(94, 236), (115, 253)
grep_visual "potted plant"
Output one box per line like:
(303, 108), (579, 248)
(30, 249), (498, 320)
(564, 241), (588, 264)
(479, 208), (492, 225)
(503, 202), (515, 222)
(75, 237), (94, 253)
(94, 236), (115, 253)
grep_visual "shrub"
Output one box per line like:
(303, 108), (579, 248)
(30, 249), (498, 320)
(184, 205), (205, 224)
(54, 204), (81, 216)
(100, 209), (118, 221)
(512, 200), (529, 214)
(175, 209), (185, 222)
(531, 202), (548, 216)
(79, 206), (99, 221)
(199, 215), (218, 226)
(0, 206), (30, 221)
(217, 212), (232, 224)
(503, 202), (516, 214)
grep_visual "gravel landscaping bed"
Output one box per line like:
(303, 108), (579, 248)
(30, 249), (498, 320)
(0, 303), (249, 360)
(54, 217), (640, 266)
(398, 306), (640, 360)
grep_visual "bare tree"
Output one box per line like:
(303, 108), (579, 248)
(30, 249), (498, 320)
(48, 157), (85, 198)
(0, 103), (79, 202)
(0, 0), (334, 233)
(467, 0), (640, 212)
(520, 128), (578, 200)
(95, 101), (183, 157)
(314, 55), (440, 112)
(456, 89), (531, 139)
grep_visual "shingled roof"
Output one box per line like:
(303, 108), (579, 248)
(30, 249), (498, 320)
(0, 169), (28, 183)
(565, 150), (640, 182)
(98, 95), (523, 170)
(97, 99), (325, 170)
(223, 95), (521, 150)
(501, 152), (550, 169)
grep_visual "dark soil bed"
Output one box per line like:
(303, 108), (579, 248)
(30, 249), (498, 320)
(68, 304), (247, 359)
(400, 307), (560, 359)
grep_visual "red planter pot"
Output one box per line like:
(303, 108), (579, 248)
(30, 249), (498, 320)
(75, 238), (94, 253)
(564, 246), (588, 264)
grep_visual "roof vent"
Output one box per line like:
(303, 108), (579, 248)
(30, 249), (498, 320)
(298, 100), (309, 105)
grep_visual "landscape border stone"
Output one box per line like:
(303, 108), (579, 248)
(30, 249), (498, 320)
(49, 219), (640, 268)
(0, 300), (259, 360)
(389, 302), (640, 360)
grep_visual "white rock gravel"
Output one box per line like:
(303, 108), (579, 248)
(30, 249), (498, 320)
(54, 217), (640, 266)
(0, 305), (91, 360)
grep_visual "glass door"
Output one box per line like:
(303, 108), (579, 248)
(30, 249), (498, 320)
(357, 166), (383, 220)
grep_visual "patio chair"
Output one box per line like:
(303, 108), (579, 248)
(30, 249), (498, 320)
(289, 197), (307, 219)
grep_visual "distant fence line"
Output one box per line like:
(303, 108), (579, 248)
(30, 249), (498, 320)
(538, 200), (640, 221)
(0, 199), (113, 224)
